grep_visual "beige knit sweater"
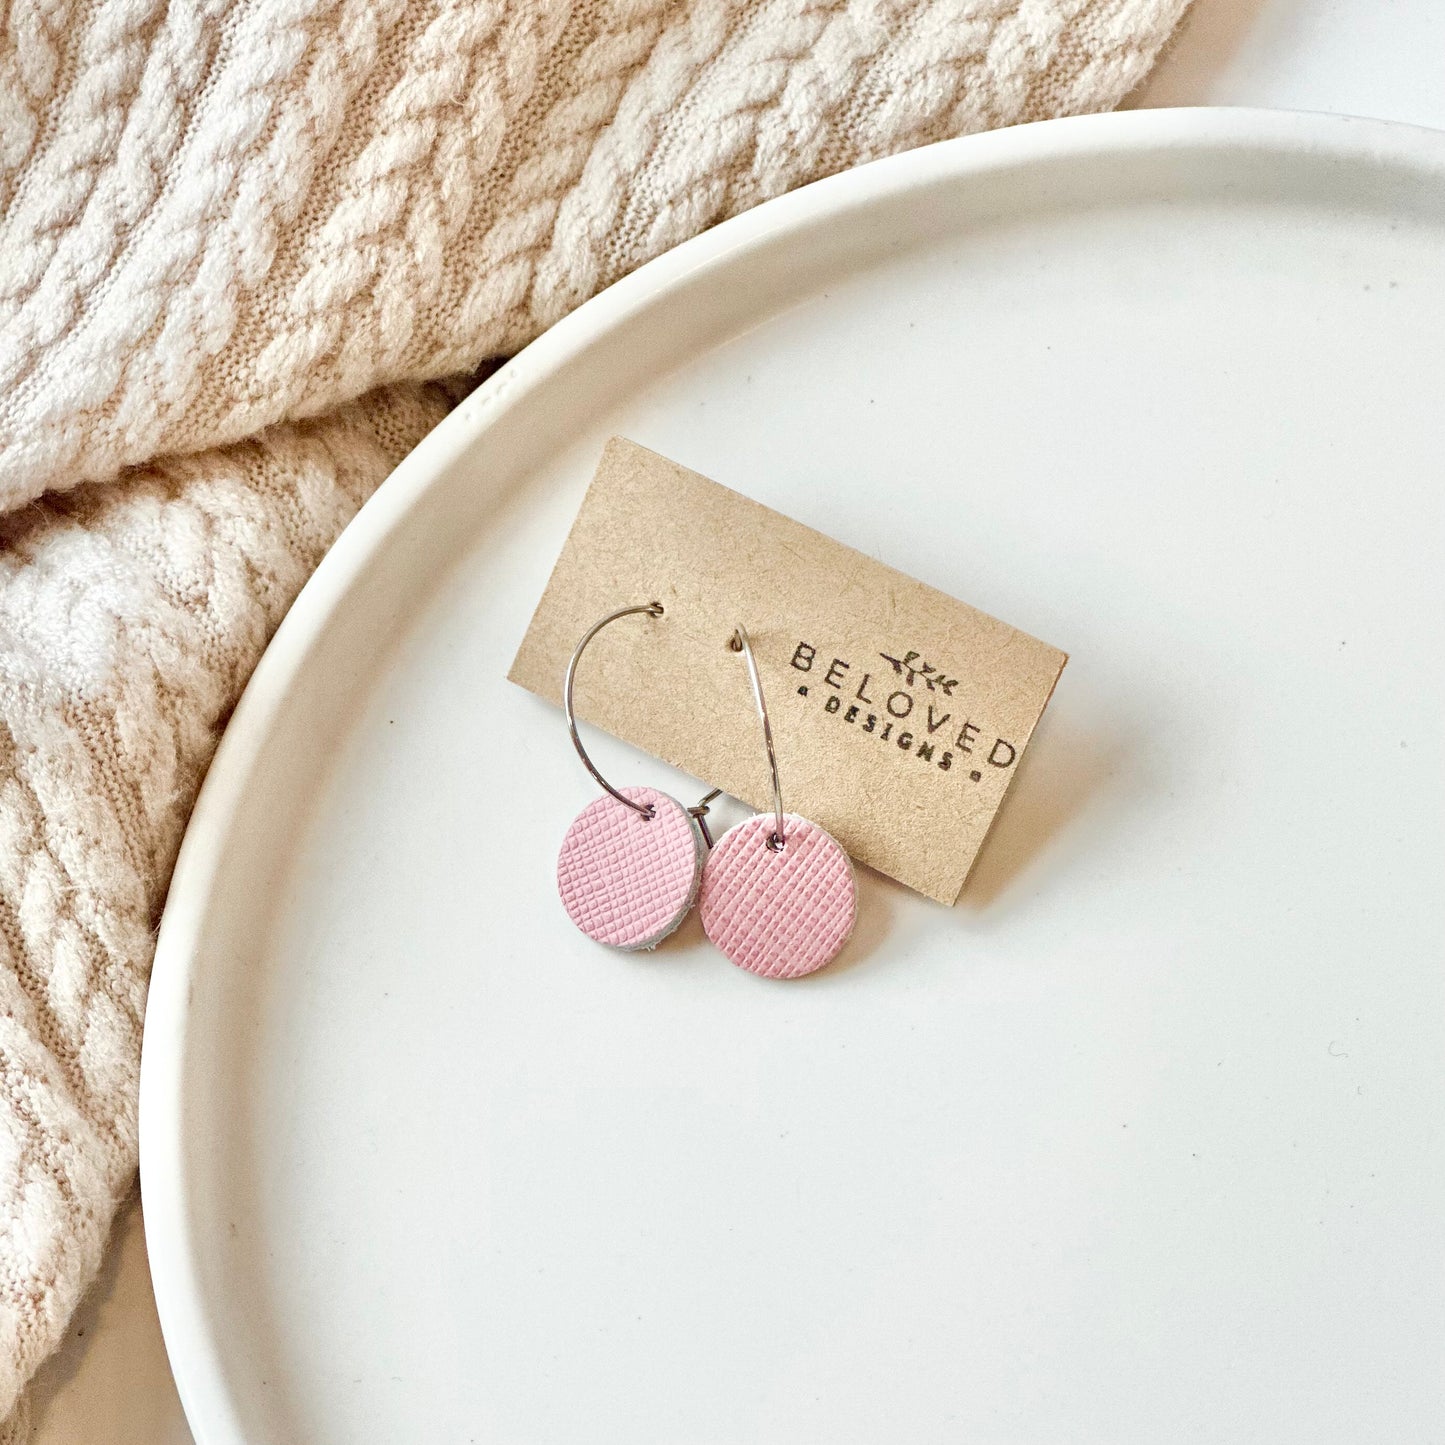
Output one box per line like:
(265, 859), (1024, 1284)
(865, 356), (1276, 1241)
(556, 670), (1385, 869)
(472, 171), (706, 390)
(0, 0), (1187, 1431)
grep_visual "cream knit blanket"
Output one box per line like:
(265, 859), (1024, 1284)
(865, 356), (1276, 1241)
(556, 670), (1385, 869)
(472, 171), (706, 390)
(0, 0), (1187, 1431)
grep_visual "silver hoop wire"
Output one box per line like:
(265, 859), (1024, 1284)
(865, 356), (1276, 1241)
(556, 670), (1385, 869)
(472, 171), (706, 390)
(565, 603), (721, 833)
(730, 625), (787, 850)
(564, 603), (663, 819)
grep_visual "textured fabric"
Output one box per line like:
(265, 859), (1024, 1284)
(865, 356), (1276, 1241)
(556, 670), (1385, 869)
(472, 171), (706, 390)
(0, 1398), (25, 1445)
(0, 380), (458, 1428)
(700, 813), (856, 978)
(0, 0), (1189, 1426)
(558, 786), (703, 949)
(0, 0), (1190, 513)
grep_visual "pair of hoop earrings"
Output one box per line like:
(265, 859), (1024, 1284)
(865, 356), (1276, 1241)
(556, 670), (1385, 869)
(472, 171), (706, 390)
(556, 603), (857, 979)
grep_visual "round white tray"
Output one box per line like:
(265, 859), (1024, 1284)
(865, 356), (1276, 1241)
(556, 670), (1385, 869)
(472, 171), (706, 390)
(140, 109), (1445, 1444)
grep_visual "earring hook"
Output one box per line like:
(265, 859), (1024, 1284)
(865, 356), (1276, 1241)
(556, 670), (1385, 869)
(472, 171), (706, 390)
(564, 603), (663, 820)
(690, 787), (723, 847)
(565, 603), (721, 833)
(729, 625), (786, 850)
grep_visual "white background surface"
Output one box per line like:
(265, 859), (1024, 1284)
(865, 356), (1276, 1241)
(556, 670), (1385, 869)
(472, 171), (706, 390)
(27, 3), (1444, 1441)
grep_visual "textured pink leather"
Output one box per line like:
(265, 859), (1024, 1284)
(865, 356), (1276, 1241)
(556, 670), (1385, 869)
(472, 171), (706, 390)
(557, 785), (703, 950)
(699, 813), (856, 979)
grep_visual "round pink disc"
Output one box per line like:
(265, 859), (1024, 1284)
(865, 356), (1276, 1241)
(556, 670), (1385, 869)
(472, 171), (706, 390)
(557, 785), (703, 950)
(699, 813), (856, 979)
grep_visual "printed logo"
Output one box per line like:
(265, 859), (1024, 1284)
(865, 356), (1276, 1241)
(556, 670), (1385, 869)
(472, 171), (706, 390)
(790, 641), (1017, 783)
(878, 650), (957, 695)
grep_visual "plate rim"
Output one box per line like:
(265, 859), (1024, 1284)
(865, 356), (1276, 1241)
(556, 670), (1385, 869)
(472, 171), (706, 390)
(137, 106), (1445, 1443)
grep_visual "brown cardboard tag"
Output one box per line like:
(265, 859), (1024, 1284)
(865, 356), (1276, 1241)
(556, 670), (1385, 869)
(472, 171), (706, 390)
(509, 439), (1066, 904)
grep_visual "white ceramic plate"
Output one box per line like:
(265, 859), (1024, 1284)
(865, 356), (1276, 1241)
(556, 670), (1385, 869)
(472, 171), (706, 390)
(141, 110), (1445, 1444)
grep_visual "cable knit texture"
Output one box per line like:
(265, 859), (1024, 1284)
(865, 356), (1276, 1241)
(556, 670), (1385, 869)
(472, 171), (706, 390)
(0, 0), (1187, 1429)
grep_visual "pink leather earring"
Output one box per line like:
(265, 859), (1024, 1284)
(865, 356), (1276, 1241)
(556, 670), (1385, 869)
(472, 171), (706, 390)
(557, 603), (718, 951)
(699, 626), (857, 979)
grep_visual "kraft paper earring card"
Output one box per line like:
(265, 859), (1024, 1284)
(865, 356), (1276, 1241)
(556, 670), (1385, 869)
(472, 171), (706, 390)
(509, 438), (1067, 905)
